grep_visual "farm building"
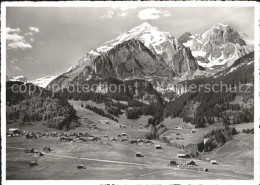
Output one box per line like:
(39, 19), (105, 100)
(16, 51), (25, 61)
(169, 160), (178, 166)
(8, 128), (20, 135)
(121, 133), (127, 136)
(177, 154), (190, 158)
(210, 160), (218, 165)
(145, 140), (153, 145)
(155, 145), (162, 149)
(136, 152), (142, 157)
(191, 129), (196, 133)
(77, 164), (85, 169)
(29, 161), (37, 166)
(110, 137), (117, 142)
(121, 138), (128, 142)
(186, 160), (197, 167)
(175, 125), (183, 130)
(129, 139), (137, 144)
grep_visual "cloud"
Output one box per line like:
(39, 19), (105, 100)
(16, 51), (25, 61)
(100, 11), (114, 19)
(29, 26), (40, 33)
(25, 26), (40, 36)
(138, 8), (171, 20)
(111, 6), (136, 18)
(6, 27), (32, 49)
(6, 27), (21, 34)
(8, 41), (32, 49)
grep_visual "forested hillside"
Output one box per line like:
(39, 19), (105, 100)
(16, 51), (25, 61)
(164, 52), (254, 128)
(6, 81), (78, 130)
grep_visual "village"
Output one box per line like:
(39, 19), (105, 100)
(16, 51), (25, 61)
(5, 99), (254, 180)
(6, 110), (253, 181)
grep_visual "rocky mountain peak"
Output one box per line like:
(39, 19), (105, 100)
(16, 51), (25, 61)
(179, 23), (251, 70)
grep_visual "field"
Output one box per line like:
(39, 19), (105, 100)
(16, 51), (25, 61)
(6, 100), (254, 180)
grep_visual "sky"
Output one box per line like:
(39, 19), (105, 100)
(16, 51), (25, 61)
(6, 6), (254, 79)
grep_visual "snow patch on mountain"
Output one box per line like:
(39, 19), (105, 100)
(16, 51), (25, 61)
(85, 22), (177, 64)
(179, 23), (253, 70)
(31, 75), (58, 88)
(10, 76), (30, 83)
(10, 75), (57, 88)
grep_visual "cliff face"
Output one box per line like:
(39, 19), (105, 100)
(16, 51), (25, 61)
(179, 23), (253, 69)
(93, 39), (198, 79)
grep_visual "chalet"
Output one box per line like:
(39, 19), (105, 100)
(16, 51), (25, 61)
(186, 160), (197, 167)
(204, 138), (209, 144)
(176, 125), (183, 130)
(136, 152), (142, 157)
(77, 164), (85, 169)
(191, 129), (196, 133)
(210, 160), (218, 165)
(129, 139), (137, 144)
(8, 128), (20, 135)
(169, 160), (178, 166)
(177, 154), (190, 158)
(50, 132), (58, 137)
(29, 161), (37, 166)
(121, 133), (127, 136)
(145, 140), (153, 145)
(110, 137), (117, 142)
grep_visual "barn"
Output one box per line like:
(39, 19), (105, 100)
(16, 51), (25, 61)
(177, 154), (190, 158)
(8, 128), (20, 135)
(186, 160), (197, 166)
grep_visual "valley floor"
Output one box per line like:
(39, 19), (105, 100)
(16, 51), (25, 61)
(6, 100), (254, 180)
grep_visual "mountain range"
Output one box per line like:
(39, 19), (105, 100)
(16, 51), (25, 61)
(8, 22), (253, 89)
(8, 75), (57, 88)
(178, 23), (253, 70)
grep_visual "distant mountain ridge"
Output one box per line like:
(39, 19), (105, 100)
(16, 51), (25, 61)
(179, 23), (253, 69)
(8, 75), (57, 88)
(50, 22), (203, 87)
